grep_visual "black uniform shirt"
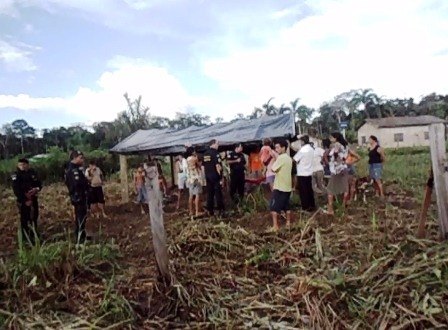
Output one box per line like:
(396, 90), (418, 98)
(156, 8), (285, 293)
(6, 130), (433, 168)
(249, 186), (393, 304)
(11, 168), (42, 203)
(227, 151), (246, 174)
(65, 162), (89, 205)
(203, 148), (221, 178)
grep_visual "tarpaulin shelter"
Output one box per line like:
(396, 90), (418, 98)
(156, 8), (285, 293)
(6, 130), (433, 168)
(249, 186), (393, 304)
(110, 113), (296, 202)
(110, 113), (295, 155)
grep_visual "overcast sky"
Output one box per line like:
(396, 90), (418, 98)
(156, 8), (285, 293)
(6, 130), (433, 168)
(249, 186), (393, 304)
(1, 0), (447, 129)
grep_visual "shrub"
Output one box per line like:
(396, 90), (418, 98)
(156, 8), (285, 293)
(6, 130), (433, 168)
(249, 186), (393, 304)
(0, 148), (122, 186)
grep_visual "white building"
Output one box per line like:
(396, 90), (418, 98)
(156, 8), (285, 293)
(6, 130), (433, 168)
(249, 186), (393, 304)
(357, 115), (446, 148)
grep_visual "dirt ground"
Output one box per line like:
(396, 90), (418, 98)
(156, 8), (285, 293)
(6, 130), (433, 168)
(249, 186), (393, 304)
(1, 179), (444, 329)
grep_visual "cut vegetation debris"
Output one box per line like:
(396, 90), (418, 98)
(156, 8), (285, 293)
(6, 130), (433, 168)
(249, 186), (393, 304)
(0, 175), (446, 328)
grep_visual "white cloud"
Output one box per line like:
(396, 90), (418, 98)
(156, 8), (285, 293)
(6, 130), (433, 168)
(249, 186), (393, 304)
(202, 0), (448, 109)
(0, 39), (39, 72)
(0, 94), (65, 109)
(0, 0), (18, 16)
(0, 56), (203, 122)
(122, 0), (166, 10)
(24, 23), (35, 33)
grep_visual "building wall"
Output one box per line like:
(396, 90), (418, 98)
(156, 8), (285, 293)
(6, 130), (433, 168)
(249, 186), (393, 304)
(357, 123), (431, 148)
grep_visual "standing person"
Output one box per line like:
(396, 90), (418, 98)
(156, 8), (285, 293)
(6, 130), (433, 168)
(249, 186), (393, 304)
(345, 146), (361, 202)
(308, 127), (322, 148)
(260, 138), (278, 191)
(368, 135), (386, 197)
(65, 150), (90, 244)
(203, 139), (225, 217)
(312, 142), (326, 195)
(326, 133), (350, 215)
(85, 160), (108, 219)
(293, 135), (316, 211)
(248, 149), (263, 178)
(290, 134), (303, 153)
(227, 143), (246, 204)
(134, 165), (147, 214)
(175, 154), (188, 210)
(11, 158), (42, 244)
(186, 149), (203, 218)
(221, 152), (231, 193)
(269, 139), (293, 231)
(154, 158), (168, 197)
(322, 138), (332, 178)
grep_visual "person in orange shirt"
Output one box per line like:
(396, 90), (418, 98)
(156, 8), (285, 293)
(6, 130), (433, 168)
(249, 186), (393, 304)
(249, 148), (263, 178)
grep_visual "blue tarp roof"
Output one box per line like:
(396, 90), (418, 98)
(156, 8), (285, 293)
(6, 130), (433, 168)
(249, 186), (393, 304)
(110, 113), (296, 155)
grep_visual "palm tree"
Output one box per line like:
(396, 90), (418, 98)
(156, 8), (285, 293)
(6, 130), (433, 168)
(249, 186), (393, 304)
(351, 89), (381, 119)
(278, 103), (291, 114)
(251, 97), (277, 118)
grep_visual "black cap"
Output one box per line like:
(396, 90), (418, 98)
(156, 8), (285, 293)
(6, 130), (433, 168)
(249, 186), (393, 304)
(70, 150), (84, 160)
(18, 158), (29, 164)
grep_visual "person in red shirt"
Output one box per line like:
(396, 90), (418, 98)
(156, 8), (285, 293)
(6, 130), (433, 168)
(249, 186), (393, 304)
(249, 148), (263, 178)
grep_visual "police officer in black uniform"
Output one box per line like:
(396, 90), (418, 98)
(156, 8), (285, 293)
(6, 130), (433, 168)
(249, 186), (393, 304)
(227, 143), (246, 203)
(65, 150), (89, 244)
(203, 139), (225, 216)
(12, 158), (42, 244)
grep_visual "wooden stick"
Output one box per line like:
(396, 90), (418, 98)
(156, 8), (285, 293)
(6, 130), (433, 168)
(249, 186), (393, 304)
(144, 162), (171, 283)
(416, 170), (433, 239)
(119, 155), (129, 203)
(429, 123), (448, 240)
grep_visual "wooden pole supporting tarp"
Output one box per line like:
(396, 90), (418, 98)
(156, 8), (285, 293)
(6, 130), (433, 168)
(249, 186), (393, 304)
(170, 155), (175, 189)
(119, 155), (129, 203)
(429, 123), (448, 240)
(144, 162), (171, 282)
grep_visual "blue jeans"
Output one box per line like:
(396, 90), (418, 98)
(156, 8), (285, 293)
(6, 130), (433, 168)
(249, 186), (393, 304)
(136, 186), (148, 203)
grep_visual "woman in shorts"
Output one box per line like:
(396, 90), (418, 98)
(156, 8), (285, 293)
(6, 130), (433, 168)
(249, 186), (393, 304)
(134, 165), (148, 214)
(368, 135), (386, 197)
(85, 160), (108, 218)
(186, 151), (204, 218)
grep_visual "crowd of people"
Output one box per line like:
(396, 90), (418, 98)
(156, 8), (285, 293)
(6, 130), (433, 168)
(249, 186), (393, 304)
(131, 131), (386, 231)
(11, 129), (387, 244)
(11, 150), (108, 244)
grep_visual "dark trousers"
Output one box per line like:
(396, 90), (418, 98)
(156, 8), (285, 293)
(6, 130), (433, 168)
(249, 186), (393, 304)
(206, 177), (224, 215)
(297, 176), (315, 211)
(74, 202), (88, 243)
(18, 198), (39, 243)
(230, 171), (245, 203)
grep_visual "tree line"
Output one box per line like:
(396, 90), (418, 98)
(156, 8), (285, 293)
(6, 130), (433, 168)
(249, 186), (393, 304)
(1, 89), (448, 159)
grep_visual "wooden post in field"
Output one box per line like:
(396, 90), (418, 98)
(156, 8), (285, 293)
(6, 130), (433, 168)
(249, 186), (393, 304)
(429, 123), (448, 240)
(119, 155), (129, 203)
(417, 169), (433, 239)
(144, 162), (171, 283)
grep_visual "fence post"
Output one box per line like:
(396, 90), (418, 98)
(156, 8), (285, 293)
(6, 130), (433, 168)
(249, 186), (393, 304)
(119, 155), (129, 203)
(144, 163), (171, 283)
(429, 123), (448, 239)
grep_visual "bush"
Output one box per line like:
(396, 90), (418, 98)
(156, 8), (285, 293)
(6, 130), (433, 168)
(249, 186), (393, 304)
(386, 146), (430, 156)
(0, 148), (122, 186)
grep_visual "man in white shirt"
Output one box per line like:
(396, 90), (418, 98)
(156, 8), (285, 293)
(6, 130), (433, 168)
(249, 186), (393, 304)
(293, 135), (316, 211)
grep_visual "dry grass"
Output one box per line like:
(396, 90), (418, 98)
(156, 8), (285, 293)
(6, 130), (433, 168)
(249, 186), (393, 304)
(0, 171), (446, 328)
